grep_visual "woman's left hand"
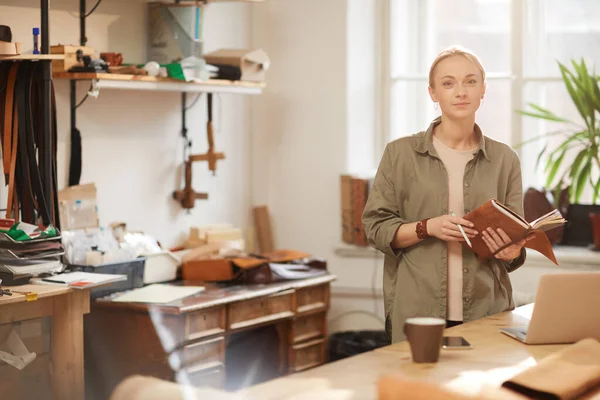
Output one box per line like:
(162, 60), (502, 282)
(481, 227), (534, 261)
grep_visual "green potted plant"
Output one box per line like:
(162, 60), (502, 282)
(516, 58), (600, 249)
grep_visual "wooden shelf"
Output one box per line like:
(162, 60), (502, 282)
(53, 72), (265, 95)
(0, 54), (64, 61)
(121, 0), (264, 2)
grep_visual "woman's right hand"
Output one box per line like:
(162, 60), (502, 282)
(427, 215), (478, 242)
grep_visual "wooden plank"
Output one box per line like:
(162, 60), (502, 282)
(0, 296), (55, 325)
(0, 284), (70, 306)
(53, 72), (265, 89)
(253, 205), (275, 253)
(51, 290), (86, 400)
(0, 54), (64, 61)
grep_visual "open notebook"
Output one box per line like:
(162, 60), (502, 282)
(492, 200), (566, 232)
(463, 199), (567, 265)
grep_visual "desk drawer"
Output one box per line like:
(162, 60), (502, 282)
(185, 307), (226, 341)
(229, 291), (294, 330)
(176, 362), (224, 389)
(296, 284), (329, 314)
(169, 336), (225, 371)
(290, 312), (326, 344)
(289, 338), (326, 372)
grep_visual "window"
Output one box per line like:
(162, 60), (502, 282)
(385, 0), (600, 192)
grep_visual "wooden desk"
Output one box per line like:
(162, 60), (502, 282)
(0, 284), (90, 400)
(84, 274), (335, 398)
(242, 304), (570, 399)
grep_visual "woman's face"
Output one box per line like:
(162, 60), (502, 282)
(428, 55), (486, 120)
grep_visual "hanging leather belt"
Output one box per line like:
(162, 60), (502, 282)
(0, 60), (58, 227)
(1, 62), (20, 220)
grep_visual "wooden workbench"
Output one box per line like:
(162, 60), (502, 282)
(241, 304), (578, 399)
(84, 274), (336, 399)
(0, 284), (90, 400)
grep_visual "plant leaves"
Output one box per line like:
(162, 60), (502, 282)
(524, 103), (573, 123)
(574, 159), (592, 203)
(569, 149), (588, 181)
(594, 176), (600, 204)
(559, 62), (592, 131)
(570, 58), (596, 131)
(535, 143), (548, 170)
(542, 133), (586, 175)
(513, 129), (582, 149)
(516, 110), (573, 124)
(546, 147), (567, 188)
(569, 147), (592, 203)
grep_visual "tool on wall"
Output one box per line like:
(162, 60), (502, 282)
(189, 93), (225, 175)
(172, 159), (208, 209)
(173, 92), (225, 210)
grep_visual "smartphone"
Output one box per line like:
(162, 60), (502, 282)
(442, 336), (472, 349)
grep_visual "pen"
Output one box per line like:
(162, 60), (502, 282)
(450, 210), (472, 248)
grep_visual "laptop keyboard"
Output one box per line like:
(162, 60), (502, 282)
(503, 327), (528, 341)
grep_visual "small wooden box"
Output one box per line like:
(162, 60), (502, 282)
(50, 44), (94, 72)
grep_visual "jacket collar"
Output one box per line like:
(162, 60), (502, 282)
(414, 116), (490, 162)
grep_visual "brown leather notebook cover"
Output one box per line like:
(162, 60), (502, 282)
(463, 199), (564, 265)
(502, 338), (600, 400)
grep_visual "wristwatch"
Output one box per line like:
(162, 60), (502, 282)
(416, 218), (430, 240)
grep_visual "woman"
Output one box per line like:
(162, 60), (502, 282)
(362, 46), (532, 343)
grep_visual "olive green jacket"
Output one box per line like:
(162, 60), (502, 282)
(362, 117), (526, 343)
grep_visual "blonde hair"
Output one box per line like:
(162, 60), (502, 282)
(428, 46), (486, 88)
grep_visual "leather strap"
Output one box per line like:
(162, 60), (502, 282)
(416, 218), (430, 240)
(17, 62), (52, 225)
(2, 62), (19, 219)
(0, 60), (58, 226)
(0, 62), (9, 183)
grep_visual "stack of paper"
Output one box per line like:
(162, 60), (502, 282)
(112, 284), (205, 304)
(36, 271), (126, 289)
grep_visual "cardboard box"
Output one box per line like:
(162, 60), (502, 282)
(142, 251), (180, 284)
(57, 183), (99, 231)
(0, 41), (21, 56)
(50, 45), (94, 72)
(203, 49), (270, 82)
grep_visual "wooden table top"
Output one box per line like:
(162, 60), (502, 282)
(242, 304), (572, 399)
(0, 283), (70, 306)
(92, 274), (336, 314)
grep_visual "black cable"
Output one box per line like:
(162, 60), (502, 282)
(75, 84), (93, 109)
(85, 0), (104, 18)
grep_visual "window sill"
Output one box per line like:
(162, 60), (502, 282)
(525, 245), (600, 269)
(334, 243), (382, 258)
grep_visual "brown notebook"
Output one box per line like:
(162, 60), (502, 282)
(462, 199), (566, 265)
(502, 338), (600, 400)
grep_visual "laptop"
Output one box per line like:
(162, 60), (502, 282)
(500, 272), (600, 344)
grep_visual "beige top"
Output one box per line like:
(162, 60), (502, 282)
(432, 135), (477, 321)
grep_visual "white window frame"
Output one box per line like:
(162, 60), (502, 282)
(380, 0), (565, 170)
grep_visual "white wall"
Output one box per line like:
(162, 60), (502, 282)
(0, 0), (254, 248)
(250, 0), (385, 332)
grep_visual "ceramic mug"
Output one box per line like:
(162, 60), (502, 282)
(403, 317), (445, 363)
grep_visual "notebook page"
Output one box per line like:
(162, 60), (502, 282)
(491, 200), (529, 229)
